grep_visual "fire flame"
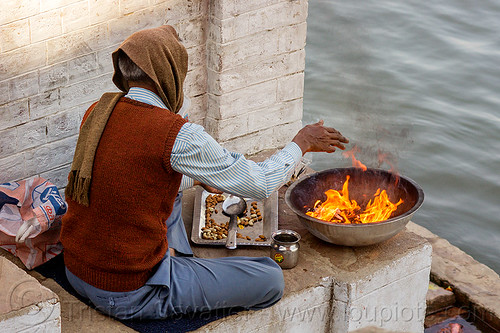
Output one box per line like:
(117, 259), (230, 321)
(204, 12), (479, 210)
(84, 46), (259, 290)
(306, 176), (403, 224)
(343, 145), (367, 171)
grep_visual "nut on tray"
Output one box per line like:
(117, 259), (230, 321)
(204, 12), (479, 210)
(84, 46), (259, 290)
(191, 188), (278, 247)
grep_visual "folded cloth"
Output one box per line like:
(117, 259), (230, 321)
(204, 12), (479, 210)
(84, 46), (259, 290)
(0, 177), (66, 269)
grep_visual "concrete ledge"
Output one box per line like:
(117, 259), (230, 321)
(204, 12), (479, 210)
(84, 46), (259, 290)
(407, 222), (500, 331)
(0, 249), (135, 332)
(0, 256), (61, 332)
(183, 183), (431, 333)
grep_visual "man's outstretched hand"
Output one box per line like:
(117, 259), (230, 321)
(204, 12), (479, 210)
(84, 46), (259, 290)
(292, 120), (349, 155)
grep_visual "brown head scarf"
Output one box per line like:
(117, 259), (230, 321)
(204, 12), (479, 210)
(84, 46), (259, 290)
(112, 25), (188, 113)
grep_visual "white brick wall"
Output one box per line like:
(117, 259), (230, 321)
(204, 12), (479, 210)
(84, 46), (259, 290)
(0, 0), (308, 189)
(207, 0), (308, 152)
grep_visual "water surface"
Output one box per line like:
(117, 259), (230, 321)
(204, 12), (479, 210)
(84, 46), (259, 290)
(303, 0), (500, 273)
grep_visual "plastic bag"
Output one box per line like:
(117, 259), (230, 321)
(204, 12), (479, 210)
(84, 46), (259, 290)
(0, 177), (66, 269)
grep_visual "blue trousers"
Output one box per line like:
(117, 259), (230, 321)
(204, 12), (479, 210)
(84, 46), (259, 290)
(65, 193), (284, 320)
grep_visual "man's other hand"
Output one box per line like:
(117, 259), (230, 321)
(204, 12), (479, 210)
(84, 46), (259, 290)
(194, 181), (223, 194)
(292, 120), (349, 154)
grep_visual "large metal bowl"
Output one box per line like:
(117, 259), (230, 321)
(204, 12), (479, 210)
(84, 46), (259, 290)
(285, 168), (424, 246)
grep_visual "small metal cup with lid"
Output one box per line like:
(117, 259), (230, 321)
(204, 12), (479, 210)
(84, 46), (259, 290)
(270, 229), (301, 269)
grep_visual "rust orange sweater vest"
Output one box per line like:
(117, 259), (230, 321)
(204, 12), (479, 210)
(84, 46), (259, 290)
(61, 98), (187, 291)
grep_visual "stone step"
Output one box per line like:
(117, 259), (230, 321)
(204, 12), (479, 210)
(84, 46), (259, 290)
(0, 256), (61, 332)
(0, 249), (133, 333)
(426, 281), (455, 315)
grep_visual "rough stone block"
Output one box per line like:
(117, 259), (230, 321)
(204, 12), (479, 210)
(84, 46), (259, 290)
(152, 0), (205, 26)
(46, 109), (80, 140)
(426, 282), (455, 314)
(39, 63), (69, 92)
(220, 129), (270, 155)
(89, 0), (119, 25)
(0, 18), (30, 52)
(96, 44), (120, 75)
(325, 242), (432, 333)
(8, 71), (39, 101)
(0, 300), (61, 333)
(76, 102), (93, 121)
(0, 153), (26, 184)
(209, 0), (308, 44)
(120, 0), (150, 15)
(0, 127), (17, 158)
(0, 1), (40, 26)
(30, 9), (63, 43)
(246, 1), (308, 36)
(407, 222), (500, 331)
(0, 42), (47, 81)
(67, 53), (99, 84)
(338, 247), (432, 303)
(0, 100), (29, 131)
(271, 120), (302, 147)
(205, 113), (248, 142)
(46, 24), (108, 65)
(277, 22), (308, 54)
(16, 118), (48, 151)
(59, 75), (114, 109)
(207, 29), (279, 72)
(343, 268), (429, 333)
(107, 7), (156, 46)
(209, 0), (281, 20)
(187, 44), (206, 71)
(187, 93), (206, 125)
(0, 257), (60, 331)
(29, 89), (61, 120)
(208, 80), (277, 120)
(40, 0), (80, 12)
(40, 163), (72, 189)
(176, 15), (207, 49)
(184, 66), (207, 97)
(248, 99), (303, 133)
(247, 103), (284, 134)
(209, 49), (305, 94)
(61, 1), (90, 33)
(24, 135), (77, 175)
(277, 72), (305, 102)
(0, 81), (10, 105)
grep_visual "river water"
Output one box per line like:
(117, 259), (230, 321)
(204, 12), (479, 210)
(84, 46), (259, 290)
(303, 0), (500, 273)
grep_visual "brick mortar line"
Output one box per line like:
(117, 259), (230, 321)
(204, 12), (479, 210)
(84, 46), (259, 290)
(208, 0), (303, 21)
(207, 22), (307, 48)
(208, 50), (305, 75)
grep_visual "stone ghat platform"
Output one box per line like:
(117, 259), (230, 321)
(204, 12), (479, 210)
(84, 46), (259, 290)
(0, 184), (431, 333)
(9, 149), (500, 332)
(183, 186), (432, 333)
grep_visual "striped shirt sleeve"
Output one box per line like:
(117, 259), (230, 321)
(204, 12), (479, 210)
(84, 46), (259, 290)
(171, 122), (303, 199)
(124, 87), (303, 196)
(178, 175), (195, 192)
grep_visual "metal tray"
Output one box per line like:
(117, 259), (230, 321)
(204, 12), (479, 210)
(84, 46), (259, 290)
(191, 188), (278, 247)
